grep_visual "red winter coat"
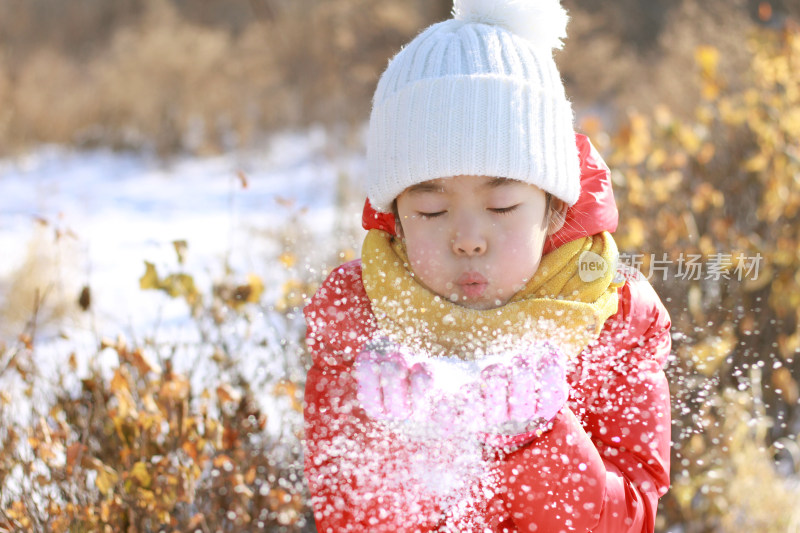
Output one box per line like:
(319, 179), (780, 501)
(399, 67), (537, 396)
(303, 134), (672, 532)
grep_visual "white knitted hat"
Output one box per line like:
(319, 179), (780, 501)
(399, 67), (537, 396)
(367, 0), (580, 212)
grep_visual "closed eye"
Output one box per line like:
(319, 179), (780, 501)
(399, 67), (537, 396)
(489, 204), (520, 215)
(417, 211), (447, 219)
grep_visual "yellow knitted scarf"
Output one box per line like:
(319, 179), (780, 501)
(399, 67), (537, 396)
(361, 229), (623, 360)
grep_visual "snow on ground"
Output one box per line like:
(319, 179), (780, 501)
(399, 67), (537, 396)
(0, 127), (367, 427)
(0, 127), (365, 332)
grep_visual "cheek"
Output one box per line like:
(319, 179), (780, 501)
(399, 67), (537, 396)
(493, 228), (546, 274)
(403, 226), (446, 273)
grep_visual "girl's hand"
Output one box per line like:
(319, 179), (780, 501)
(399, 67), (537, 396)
(354, 342), (475, 438)
(354, 340), (568, 439)
(354, 343), (433, 422)
(479, 343), (568, 435)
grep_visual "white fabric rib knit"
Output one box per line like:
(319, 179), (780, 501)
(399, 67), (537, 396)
(367, 13), (580, 212)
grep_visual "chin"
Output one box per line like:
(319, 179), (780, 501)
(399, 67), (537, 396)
(455, 297), (506, 311)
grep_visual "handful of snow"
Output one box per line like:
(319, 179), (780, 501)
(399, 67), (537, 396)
(354, 338), (567, 439)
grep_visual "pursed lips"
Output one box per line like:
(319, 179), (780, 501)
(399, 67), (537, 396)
(456, 271), (488, 298)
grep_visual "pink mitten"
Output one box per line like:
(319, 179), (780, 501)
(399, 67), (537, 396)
(528, 344), (568, 422)
(408, 362), (434, 414)
(479, 343), (568, 434)
(480, 364), (511, 427)
(354, 343), (434, 423)
(353, 349), (385, 418)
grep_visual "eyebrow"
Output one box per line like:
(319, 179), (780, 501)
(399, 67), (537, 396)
(405, 177), (516, 195)
(481, 177), (517, 189)
(405, 182), (445, 194)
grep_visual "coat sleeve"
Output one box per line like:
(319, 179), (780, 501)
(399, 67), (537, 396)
(496, 271), (672, 532)
(303, 262), (445, 533)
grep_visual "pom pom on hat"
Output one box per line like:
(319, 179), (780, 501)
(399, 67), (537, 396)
(452, 0), (569, 49)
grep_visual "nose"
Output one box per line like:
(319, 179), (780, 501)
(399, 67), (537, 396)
(452, 224), (487, 257)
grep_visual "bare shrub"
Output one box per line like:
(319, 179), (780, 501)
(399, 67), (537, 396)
(603, 23), (800, 531)
(0, 226), (81, 342)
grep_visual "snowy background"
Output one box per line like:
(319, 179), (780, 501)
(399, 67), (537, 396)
(0, 128), (369, 453)
(0, 127), (364, 337)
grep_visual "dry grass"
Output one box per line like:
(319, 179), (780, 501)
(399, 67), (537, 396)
(0, 227), (81, 341)
(1, 0), (791, 156)
(0, 0), (446, 156)
(675, 383), (800, 533)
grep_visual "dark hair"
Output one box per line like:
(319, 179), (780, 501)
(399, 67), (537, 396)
(544, 192), (552, 224)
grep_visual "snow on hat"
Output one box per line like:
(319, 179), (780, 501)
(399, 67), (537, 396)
(366, 0), (580, 212)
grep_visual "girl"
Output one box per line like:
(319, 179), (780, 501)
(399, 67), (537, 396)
(303, 1), (672, 531)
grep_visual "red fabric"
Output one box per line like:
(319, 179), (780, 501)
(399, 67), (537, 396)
(305, 135), (671, 532)
(362, 198), (397, 235)
(543, 133), (619, 255)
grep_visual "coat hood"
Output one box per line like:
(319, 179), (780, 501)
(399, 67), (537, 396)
(361, 133), (618, 255)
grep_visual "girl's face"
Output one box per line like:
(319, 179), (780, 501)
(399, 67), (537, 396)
(396, 175), (564, 310)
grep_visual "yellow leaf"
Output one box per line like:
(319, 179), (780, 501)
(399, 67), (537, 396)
(136, 487), (156, 505)
(279, 252), (297, 268)
(618, 217), (645, 250)
(698, 236), (716, 258)
(276, 278), (309, 312)
(695, 105), (714, 126)
(213, 454), (234, 470)
(217, 384), (242, 405)
(246, 273), (264, 303)
(130, 461), (151, 488)
(745, 153), (770, 173)
(96, 466), (119, 496)
(742, 264), (773, 292)
(274, 379), (303, 412)
(160, 374), (190, 402)
(236, 170), (249, 189)
(161, 273), (198, 299)
(182, 440), (200, 461)
(779, 331), (800, 360)
(690, 323), (736, 377)
(646, 148), (668, 171)
(772, 367), (799, 405)
(139, 261), (161, 290)
(696, 143), (716, 165)
(245, 466), (257, 485)
(578, 114), (604, 139)
(687, 434), (706, 456)
(36, 440), (64, 466)
(142, 393), (159, 413)
(66, 442), (86, 473)
(783, 106), (800, 138)
(173, 240), (188, 264)
(124, 347), (162, 376)
(110, 367), (130, 393)
(111, 368), (138, 419)
(677, 124), (702, 155)
(691, 183), (724, 213)
(6, 501), (31, 527)
(701, 81), (720, 101)
(188, 514), (206, 528)
(100, 500), (111, 522)
(339, 248), (357, 262)
(653, 104), (673, 128)
(688, 284), (703, 321)
(651, 171), (683, 203)
(695, 45), (720, 78)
